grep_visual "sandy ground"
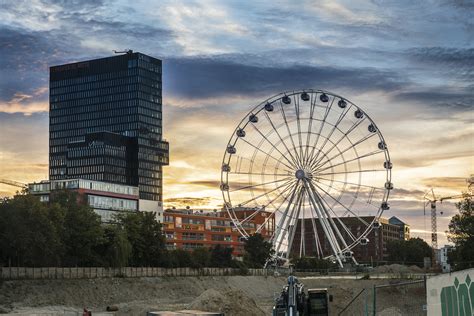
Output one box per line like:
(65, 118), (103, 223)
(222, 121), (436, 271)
(0, 275), (426, 315)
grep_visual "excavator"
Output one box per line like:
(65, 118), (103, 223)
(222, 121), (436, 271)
(272, 267), (332, 316)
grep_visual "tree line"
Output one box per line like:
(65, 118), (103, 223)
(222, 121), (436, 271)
(0, 191), (273, 269)
(1, 191), (471, 271)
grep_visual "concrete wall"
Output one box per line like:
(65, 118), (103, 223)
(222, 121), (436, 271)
(426, 268), (473, 316)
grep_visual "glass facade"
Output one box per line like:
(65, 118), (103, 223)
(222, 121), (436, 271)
(49, 52), (169, 202)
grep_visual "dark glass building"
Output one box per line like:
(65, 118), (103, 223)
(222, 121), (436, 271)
(49, 52), (169, 208)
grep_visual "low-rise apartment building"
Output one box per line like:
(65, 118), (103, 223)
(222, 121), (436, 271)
(162, 207), (274, 257)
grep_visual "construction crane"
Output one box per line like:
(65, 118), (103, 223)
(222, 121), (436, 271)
(113, 49), (133, 54)
(423, 175), (473, 264)
(0, 179), (27, 189)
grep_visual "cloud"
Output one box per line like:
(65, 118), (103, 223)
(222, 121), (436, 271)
(421, 177), (470, 190)
(0, 93), (48, 115)
(394, 90), (474, 110)
(163, 56), (405, 100)
(164, 196), (217, 208)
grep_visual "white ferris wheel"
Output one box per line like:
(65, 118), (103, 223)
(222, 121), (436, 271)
(220, 90), (392, 267)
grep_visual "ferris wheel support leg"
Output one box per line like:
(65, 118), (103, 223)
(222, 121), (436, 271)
(308, 180), (350, 251)
(278, 187), (303, 258)
(306, 181), (345, 254)
(273, 183), (300, 256)
(303, 180), (343, 267)
(286, 188), (305, 260)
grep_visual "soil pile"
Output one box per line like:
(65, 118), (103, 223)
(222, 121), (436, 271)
(373, 264), (423, 274)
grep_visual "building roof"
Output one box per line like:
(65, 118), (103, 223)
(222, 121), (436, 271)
(388, 216), (408, 226)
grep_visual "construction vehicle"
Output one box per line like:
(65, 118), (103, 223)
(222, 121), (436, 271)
(272, 268), (332, 316)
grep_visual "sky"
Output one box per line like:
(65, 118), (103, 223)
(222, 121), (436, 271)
(0, 0), (472, 247)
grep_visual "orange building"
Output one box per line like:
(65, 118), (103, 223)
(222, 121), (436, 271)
(162, 207), (274, 257)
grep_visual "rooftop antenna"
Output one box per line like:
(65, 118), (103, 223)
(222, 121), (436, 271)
(113, 49), (133, 54)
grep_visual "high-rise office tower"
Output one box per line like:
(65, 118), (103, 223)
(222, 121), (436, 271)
(49, 51), (169, 213)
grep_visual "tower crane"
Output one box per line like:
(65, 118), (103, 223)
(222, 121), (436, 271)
(0, 179), (27, 189)
(423, 175), (473, 265)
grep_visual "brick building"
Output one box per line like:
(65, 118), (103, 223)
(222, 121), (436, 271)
(290, 216), (407, 263)
(162, 208), (274, 257)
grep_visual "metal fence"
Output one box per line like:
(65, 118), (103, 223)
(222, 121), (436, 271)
(373, 279), (426, 315)
(0, 266), (269, 280)
(339, 278), (427, 316)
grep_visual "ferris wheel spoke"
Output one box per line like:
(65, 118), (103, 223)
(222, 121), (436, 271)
(263, 111), (300, 167)
(316, 176), (381, 192)
(312, 132), (379, 171)
(229, 171), (292, 177)
(310, 100), (352, 165)
(310, 118), (368, 170)
(230, 177), (292, 192)
(240, 179), (296, 225)
(279, 100), (303, 167)
(238, 137), (295, 171)
(255, 181), (296, 234)
(294, 94), (305, 164)
(310, 180), (370, 226)
(312, 116), (367, 170)
(303, 180), (343, 266)
(304, 96), (337, 167)
(317, 169), (386, 177)
(306, 97), (349, 167)
(303, 93), (318, 168)
(307, 180), (349, 249)
(312, 183), (359, 242)
(238, 178), (296, 207)
(315, 176), (383, 210)
(315, 149), (385, 174)
(249, 123), (298, 169)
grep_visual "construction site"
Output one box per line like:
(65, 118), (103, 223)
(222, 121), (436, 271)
(0, 266), (431, 316)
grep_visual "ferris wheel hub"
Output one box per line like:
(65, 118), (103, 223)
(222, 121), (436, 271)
(295, 169), (310, 180)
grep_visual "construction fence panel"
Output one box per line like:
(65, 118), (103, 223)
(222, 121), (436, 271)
(0, 266), (269, 280)
(374, 279), (427, 316)
(338, 288), (372, 316)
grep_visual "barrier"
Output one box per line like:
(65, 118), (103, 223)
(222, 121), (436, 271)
(0, 266), (270, 280)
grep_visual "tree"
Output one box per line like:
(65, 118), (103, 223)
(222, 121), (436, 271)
(169, 249), (193, 267)
(290, 257), (337, 270)
(386, 237), (432, 267)
(243, 234), (273, 268)
(117, 211), (166, 266)
(51, 190), (104, 266)
(99, 225), (132, 268)
(191, 247), (211, 268)
(447, 195), (473, 270)
(210, 245), (233, 267)
(0, 194), (63, 267)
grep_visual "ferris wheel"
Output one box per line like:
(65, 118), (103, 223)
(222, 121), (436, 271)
(220, 90), (392, 266)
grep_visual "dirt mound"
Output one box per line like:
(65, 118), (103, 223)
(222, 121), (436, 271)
(187, 288), (265, 316)
(373, 264), (423, 274)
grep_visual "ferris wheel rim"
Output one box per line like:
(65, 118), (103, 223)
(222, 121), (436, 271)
(220, 89), (392, 264)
